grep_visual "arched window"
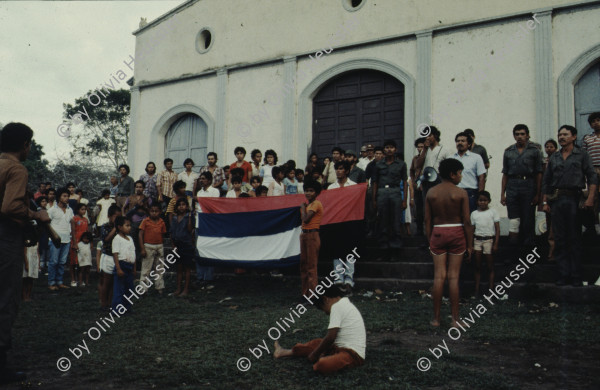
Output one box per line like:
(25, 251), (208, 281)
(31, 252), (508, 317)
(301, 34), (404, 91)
(165, 114), (208, 172)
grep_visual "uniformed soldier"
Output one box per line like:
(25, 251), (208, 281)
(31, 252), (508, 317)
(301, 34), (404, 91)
(542, 125), (597, 287)
(372, 139), (407, 258)
(500, 124), (543, 247)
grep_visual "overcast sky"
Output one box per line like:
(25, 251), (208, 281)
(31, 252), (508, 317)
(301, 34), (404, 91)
(0, 0), (183, 164)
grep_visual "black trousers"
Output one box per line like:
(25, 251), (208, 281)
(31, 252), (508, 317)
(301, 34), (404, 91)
(505, 178), (537, 247)
(551, 195), (583, 280)
(0, 220), (24, 356)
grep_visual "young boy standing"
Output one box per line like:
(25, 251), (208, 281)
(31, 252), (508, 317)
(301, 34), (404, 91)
(229, 146), (253, 186)
(274, 285), (365, 374)
(425, 158), (473, 327)
(470, 191), (500, 297)
(139, 204), (167, 294)
(268, 166), (286, 196)
(299, 180), (323, 296)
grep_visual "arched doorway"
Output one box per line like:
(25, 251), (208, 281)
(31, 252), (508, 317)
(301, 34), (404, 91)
(165, 114), (208, 173)
(312, 69), (405, 158)
(575, 61), (600, 141)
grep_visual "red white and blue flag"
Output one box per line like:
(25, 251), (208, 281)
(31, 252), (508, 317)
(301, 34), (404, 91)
(195, 183), (366, 268)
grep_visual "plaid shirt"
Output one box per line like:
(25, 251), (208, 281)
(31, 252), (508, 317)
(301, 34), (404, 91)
(199, 165), (226, 188)
(157, 169), (178, 198)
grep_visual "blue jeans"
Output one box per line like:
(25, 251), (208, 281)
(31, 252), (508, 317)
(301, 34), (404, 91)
(48, 242), (70, 286)
(333, 258), (355, 287)
(196, 263), (214, 281)
(464, 188), (479, 214)
(112, 261), (135, 312)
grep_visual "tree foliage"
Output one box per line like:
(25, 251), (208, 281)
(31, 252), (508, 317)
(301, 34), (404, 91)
(23, 139), (52, 192)
(63, 88), (130, 170)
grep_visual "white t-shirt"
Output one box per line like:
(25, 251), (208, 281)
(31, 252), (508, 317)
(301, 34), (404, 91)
(470, 208), (500, 237)
(328, 179), (357, 189)
(268, 180), (285, 196)
(196, 186), (220, 212)
(226, 190), (239, 198)
(111, 234), (136, 264)
(48, 205), (74, 243)
(260, 165), (275, 188)
(96, 198), (116, 226)
(424, 144), (452, 172)
(77, 241), (92, 267)
(328, 297), (366, 359)
(178, 171), (199, 192)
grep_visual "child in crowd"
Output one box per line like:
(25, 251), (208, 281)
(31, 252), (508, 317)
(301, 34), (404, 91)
(99, 205), (121, 310)
(124, 181), (150, 256)
(311, 171), (323, 184)
(471, 191), (500, 297)
(256, 185), (269, 197)
(249, 176), (262, 197)
(170, 198), (196, 297)
(178, 158), (199, 197)
(36, 196), (49, 271)
(268, 166), (285, 196)
(48, 188), (74, 291)
(22, 231), (40, 301)
(295, 169), (305, 194)
(230, 168), (253, 193)
(260, 149), (278, 188)
(139, 203), (167, 294)
(109, 176), (119, 198)
(69, 203), (89, 287)
(299, 180), (323, 296)
(111, 217), (137, 312)
(283, 167), (299, 195)
(221, 166), (231, 196)
(78, 232), (93, 287)
(166, 181), (188, 220)
(227, 176), (244, 198)
(274, 284), (366, 374)
(96, 189), (115, 227)
(75, 189), (90, 222)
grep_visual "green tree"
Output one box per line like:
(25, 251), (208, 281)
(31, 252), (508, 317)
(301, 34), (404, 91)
(62, 88), (130, 170)
(23, 139), (52, 192)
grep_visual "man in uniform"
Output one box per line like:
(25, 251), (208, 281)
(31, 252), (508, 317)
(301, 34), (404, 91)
(543, 125), (597, 286)
(0, 123), (50, 384)
(500, 124), (543, 247)
(372, 140), (407, 259)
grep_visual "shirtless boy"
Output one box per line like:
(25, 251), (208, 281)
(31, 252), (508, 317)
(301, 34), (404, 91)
(425, 158), (473, 327)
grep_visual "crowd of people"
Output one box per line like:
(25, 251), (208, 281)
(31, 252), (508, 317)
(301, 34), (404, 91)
(2, 114), (600, 380)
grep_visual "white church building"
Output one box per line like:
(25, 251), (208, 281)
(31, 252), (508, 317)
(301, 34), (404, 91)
(128, 0), (600, 218)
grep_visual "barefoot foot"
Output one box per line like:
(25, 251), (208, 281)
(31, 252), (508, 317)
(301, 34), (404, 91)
(178, 291), (189, 297)
(430, 319), (440, 327)
(273, 341), (283, 359)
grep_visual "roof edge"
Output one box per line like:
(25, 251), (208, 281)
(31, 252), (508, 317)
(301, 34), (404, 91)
(132, 0), (199, 36)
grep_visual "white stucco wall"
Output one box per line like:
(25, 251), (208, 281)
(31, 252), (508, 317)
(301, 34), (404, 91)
(129, 0), (600, 226)
(133, 0), (579, 84)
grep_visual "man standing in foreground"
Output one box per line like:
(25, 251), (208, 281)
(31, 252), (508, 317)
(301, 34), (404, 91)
(543, 125), (597, 287)
(500, 124), (543, 247)
(0, 123), (50, 384)
(372, 140), (407, 259)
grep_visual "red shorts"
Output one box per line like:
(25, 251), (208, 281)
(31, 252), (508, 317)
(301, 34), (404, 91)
(429, 225), (466, 255)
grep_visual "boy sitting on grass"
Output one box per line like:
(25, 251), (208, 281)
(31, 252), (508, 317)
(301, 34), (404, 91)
(274, 284), (366, 374)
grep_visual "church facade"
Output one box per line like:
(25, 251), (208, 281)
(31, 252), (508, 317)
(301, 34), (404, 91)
(128, 0), (600, 217)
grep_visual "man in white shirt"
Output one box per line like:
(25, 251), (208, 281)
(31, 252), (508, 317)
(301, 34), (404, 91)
(328, 161), (356, 292)
(274, 284), (366, 374)
(452, 131), (486, 213)
(195, 172), (219, 284)
(322, 147), (344, 186)
(414, 126), (452, 221)
(47, 188), (74, 290)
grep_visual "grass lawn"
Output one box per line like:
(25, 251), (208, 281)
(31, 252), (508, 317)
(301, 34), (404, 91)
(7, 271), (600, 389)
